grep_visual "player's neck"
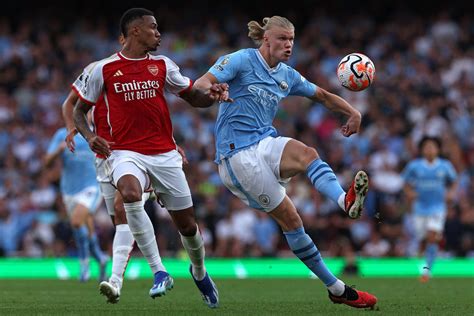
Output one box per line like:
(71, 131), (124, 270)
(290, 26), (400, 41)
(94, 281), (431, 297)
(121, 44), (149, 59)
(424, 157), (438, 164)
(258, 47), (279, 68)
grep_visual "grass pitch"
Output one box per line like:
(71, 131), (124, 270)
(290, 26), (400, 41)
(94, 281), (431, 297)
(0, 277), (472, 315)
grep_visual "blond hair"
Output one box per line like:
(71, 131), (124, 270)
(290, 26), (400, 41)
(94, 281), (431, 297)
(247, 16), (294, 45)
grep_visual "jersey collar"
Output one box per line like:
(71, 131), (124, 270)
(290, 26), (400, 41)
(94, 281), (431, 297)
(118, 52), (150, 61)
(255, 49), (281, 73)
(422, 158), (440, 168)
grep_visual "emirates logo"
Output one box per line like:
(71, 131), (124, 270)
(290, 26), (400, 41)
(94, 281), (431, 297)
(148, 64), (159, 76)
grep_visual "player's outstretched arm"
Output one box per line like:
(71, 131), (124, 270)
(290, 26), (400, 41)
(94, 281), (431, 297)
(62, 90), (79, 133)
(310, 87), (362, 137)
(62, 90), (80, 152)
(73, 100), (112, 157)
(184, 73), (232, 108)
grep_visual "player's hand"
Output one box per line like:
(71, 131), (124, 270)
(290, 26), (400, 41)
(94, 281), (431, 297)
(446, 190), (456, 204)
(341, 111), (361, 137)
(65, 128), (78, 152)
(87, 135), (113, 158)
(209, 83), (233, 103)
(405, 190), (417, 204)
(177, 145), (189, 165)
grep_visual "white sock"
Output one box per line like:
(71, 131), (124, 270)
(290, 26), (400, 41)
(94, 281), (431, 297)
(328, 279), (345, 296)
(124, 201), (166, 275)
(109, 224), (134, 289)
(180, 225), (206, 280)
(337, 193), (346, 211)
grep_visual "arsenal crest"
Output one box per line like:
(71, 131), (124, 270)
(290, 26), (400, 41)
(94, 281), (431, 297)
(148, 64), (159, 76)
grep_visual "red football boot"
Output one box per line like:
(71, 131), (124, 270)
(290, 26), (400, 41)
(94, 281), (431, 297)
(329, 285), (377, 309)
(344, 170), (369, 219)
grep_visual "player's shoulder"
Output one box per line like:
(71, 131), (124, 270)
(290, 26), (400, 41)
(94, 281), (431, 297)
(236, 48), (254, 61)
(150, 54), (178, 69)
(150, 54), (169, 61)
(407, 158), (422, 167)
(89, 53), (121, 72)
(439, 158), (454, 167)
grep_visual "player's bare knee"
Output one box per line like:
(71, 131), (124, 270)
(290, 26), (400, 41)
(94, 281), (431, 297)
(426, 231), (439, 243)
(70, 218), (81, 228)
(177, 219), (198, 236)
(301, 146), (319, 169)
(120, 188), (142, 203)
(285, 215), (303, 231)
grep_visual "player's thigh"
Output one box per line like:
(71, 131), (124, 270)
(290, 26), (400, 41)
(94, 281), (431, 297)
(259, 137), (308, 182)
(218, 148), (286, 212)
(108, 150), (150, 191)
(426, 213), (446, 238)
(413, 215), (429, 240)
(112, 161), (149, 194)
(99, 181), (117, 216)
(145, 150), (193, 211)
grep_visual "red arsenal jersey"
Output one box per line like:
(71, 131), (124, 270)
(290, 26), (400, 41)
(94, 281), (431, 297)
(75, 52), (192, 155)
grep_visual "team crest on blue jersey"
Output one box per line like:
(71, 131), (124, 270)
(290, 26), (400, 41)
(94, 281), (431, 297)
(279, 81), (288, 91)
(258, 194), (270, 207)
(221, 56), (230, 65)
(214, 56), (230, 72)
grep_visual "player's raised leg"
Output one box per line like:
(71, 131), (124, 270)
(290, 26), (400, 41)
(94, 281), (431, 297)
(280, 139), (368, 218)
(270, 196), (377, 309)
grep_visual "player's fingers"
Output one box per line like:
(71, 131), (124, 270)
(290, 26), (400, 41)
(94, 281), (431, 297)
(67, 143), (75, 153)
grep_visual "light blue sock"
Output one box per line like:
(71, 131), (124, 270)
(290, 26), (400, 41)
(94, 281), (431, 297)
(425, 243), (438, 272)
(72, 225), (90, 261)
(89, 233), (107, 263)
(306, 159), (344, 204)
(284, 227), (337, 286)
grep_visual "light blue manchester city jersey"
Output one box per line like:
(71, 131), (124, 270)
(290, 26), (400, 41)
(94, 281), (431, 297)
(47, 128), (99, 195)
(402, 158), (457, 216)
(209, 48), (317, 162)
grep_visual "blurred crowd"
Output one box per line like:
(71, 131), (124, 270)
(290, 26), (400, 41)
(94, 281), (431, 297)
(0, 4), (473, 265)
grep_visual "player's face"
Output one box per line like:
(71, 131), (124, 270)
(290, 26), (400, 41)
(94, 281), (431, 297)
(137, 15), (161, 52)
(264, 26), (294, 62)
(422, 140), (439, 160)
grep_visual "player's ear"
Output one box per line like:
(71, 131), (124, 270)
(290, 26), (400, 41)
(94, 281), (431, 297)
(132, 25), (140, 36)
(263, 35), (270, 47)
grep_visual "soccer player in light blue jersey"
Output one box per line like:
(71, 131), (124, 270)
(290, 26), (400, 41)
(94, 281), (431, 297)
(195, 16), (377, 308)
(45, 127), (109, 282)
(402, 136), (457, 282)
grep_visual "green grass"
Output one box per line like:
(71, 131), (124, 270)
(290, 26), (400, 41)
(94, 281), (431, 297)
(0, 278), (473, 315)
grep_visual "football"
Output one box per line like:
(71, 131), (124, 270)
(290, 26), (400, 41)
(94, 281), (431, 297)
(337, 53), (376, 91)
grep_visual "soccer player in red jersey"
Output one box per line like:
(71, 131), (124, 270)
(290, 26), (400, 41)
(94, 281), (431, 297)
(73, 8), (228, 308)
(64, 72), (189, 303)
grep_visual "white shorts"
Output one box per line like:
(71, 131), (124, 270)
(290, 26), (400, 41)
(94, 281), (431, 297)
(63, 186), (102, 215)
(108, 149), (192, 211)
(413, 213), (446, 239)
(218, 136), (291, 212)
(95, 157), (112, 183)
